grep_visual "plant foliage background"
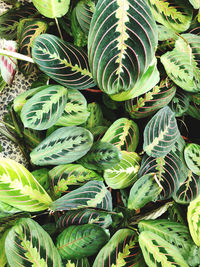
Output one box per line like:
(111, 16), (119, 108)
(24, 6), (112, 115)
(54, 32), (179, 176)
(0, 0), (200, 266)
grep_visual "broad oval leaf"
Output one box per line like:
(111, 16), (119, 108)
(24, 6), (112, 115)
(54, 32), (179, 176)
(21, 85), (68, 130)
(78, 141), (122, 170)
(104, 151), (141, 189)
(101, 118), (139, 152)
(139, 231), (189, 267)
(32, 0), (70, 18)
(57, 224), (109, 260)
(30, 126), (94, 166)
(57, 208), (112, 229)
(184, 143), (200, 176)
(55, 88), (90, 127)
(0, 158), (52, 212)
(5, 218), (63, 267)
(143, 106), (180, 158)
(93, 228), (146, 267)
(50, 180), (112, 212)
(32, 34), (95, 90)
(48, 164), (102, 198)
(88, 0), (158, 95)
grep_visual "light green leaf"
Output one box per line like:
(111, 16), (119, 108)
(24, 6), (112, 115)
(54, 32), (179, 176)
(188, 194), (200, 246)
(184, 143), (200, 175)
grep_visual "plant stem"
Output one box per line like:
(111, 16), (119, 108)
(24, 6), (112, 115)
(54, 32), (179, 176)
(0, 49), (34, 63)
(55, 17), (63, 40)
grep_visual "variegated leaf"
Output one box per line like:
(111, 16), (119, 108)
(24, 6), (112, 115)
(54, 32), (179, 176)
(169, 88), (190, 117)
(143, 106), (180, 158)
(104, 151), (141, 189)
(21, 85), (68, 130)
(189, 0), (200, 9)
(55, 89), (90, 127)
(101, 118), (139, 152)
(188, 194), (200, 246)
(57, 224), (109, 260)
(48, 164), (102, 198)
(30, 126), (93, 166)
(184, 143), (200, 176)
(88, 0), (158, 95)
(84, 102), (103, 130)
(93, 228), (146, 267)
(0, 229), (9, 267)
(32, 34), (95, 90)
(0, 158), (52, 212)
(5, 218), (63, 267)
(0, 71), (6, 92)
(50, 180), (112, 212)
(63, 258), (90, 267)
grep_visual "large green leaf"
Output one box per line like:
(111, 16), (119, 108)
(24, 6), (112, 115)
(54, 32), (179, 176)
(104, 151), (141, 189)
(48, 164), (102, 198)
(30, 126), (93, 166)
(5, 218), (63, 267)
(50, 180), (112, 212)
(32, 34), (95, 90)
(0, 158), (52, 212)
(55, 88), (90, 127)
(84, 102), (103, 130)
(161, 34), (200, 93)
(184, 143), (200, 175)
(88, 0), (158, 95)
(101, 118), (139, 152)
(21, 85), (68, 130)
(32, 0), (70, 18)
(0, 230), (9, 267)
(188, 194), (200, 246)
(143, 106), (180, 158)
(93, 228), (146, 267)
(169, 89), (190, 117)
(147, 0), (193, 33)
(139, 231), (189, 267)
(57, 224), (109, 260)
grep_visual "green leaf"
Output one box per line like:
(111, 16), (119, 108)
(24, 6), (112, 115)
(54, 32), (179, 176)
(57, 224), (109, 260)
(48, 163), (102, 198)
(188, 194), (200, 246)
(78, 141), (122, 170)
(147, 0), (193, 33)
(128, 173), (162, 210)
(0, 72), (6, 93)
(184, 143), (200, 176)
(5, 218), (63, 267)
(88, 0), (158, 95)
(0, 229), (9, 267)
(84, 102), (103, 130)
(31, 168), (50, 192)
(55, 89), (90, 127)
(93, 228), (145, 267)
(0, 200), (21, 215)
(169, 89), (190, 117)
(21, 85), (68, 130)
(32, 34), (95, 90)
(101, 118), (139, 152)
(104, 151), (141, 189)
(0, 158), (52, 212)
(188, 0), (200, 9)
(143, 106), (180, 158)
(30, 126), (93, 166)
(32, 0), (70, 18)
(161, 34), (200, 93)
(139, 231), (189, 267)
(63, 257), (90, 267)
(50, 180), (112, 212)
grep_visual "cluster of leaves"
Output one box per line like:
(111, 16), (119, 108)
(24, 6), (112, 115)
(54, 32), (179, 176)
(0, 0), (200, 266)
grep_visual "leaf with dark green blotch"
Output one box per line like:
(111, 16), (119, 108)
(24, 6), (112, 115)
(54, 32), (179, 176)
(31, 168), (50, 192)
(188, 194), (200, 246)
(168, 202), (187, 225)
(85, 102), (103, 130)
(78, 141), (122, 170)
(63, 257), (90, 267)
(48, 164), (102, 198)
(5, 218), (63, 267)
(169, 89), (190, 117)
(30, 126), (94, 166)
(32, 34), (95, 90)
(50, 180), (112, 212)
(184, 143), (200, 176)
(21, 85), (68, 130)
(143, 106), (180, 158)
(57, 224), (109, 260)
(57, 208), (112, 229)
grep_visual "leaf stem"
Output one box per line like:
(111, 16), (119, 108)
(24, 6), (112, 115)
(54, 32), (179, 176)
(55, 17), (63, 40)
(0, 49), (34, 63)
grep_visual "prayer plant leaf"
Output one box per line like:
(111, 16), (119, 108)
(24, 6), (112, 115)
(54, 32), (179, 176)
(104, 151), (141, 189)
(0, 158), (52, 212)
(93, 228), (146, 267)
(50, 180), (112, 212)
(0, 229), (9, 267)
(184, 143), (200, 176)
(188, 194), (200, 246)
(88, 0), (158, 95)
(21, 85), (68, 130)
(63, 258), (90, 267)
(30, 126), (94, 166)
(139, 231), (189, 267)
(188, 0), (200, 9)
(161, 34), (200, 93)
(32, 34), (95, 90)
(32, 0), (70, 18)
(48, 163), (102, 198)
(56, 224), (109, 260)
(169, 89), (190, 117)
(143, 106), (180, 158)
(5, 218), (63, 267)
